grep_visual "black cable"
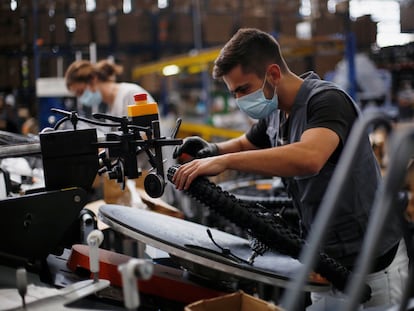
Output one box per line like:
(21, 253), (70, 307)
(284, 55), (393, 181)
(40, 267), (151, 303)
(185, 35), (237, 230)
(206, 228), (250, 265)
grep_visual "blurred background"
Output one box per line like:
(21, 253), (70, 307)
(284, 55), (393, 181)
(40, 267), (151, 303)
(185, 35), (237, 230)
(0, 0), (413, 136)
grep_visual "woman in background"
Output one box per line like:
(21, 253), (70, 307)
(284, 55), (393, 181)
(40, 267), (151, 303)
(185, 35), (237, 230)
(65, 59), (157, 207)
(65, 59), (155, 117)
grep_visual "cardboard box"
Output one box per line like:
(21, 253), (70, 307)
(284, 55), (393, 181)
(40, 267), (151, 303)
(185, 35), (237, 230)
(239, 14), (274, 33)
(54, 12), (67, 45)
(286, 57), (311, 75)
(169, 13), (194, 45)
(0, 57), (8, 87)
(313, 52), (343, 80)
(312, 13), (344, 37)
(7, 57), (21, 88)
(71, 13), (92, 45)
(278, 16), (300, 37)
(134, 0), (158, 12)
(116, 12), (153, 44)
(207, 0), (239, 12)
(38, 12), (52, 45)
(401, 1), (414, 33)
(351, 15), (377, 50)
(203, 13), (235, 45)
(185, 291), (283, 311)
(95, 0), (118, 11)
(170, 0), (192, 13)
(93, 12), (111, 45)
(273, 0), (301, 14)
(0, 11), (22, 47)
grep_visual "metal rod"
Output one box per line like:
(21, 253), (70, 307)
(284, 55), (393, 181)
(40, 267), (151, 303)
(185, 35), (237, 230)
(398, 233), (414, 311)
(341, 126), (414, 311)
(0, 143), (41, 159)
(280, 109), (392, 311)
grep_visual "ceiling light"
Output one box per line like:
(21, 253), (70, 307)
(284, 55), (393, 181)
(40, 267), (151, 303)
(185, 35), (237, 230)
(162, 65), (180, 76)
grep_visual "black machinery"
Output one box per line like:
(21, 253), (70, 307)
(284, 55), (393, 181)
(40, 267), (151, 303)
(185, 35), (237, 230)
(1, 105), (411, 311)
(0, 107), (182, 270)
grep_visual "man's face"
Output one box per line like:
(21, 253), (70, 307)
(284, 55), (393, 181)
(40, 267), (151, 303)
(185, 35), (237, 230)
(222, 65), (265, 99)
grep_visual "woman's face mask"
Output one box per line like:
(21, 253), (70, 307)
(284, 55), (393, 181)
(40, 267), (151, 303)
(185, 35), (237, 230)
(236, 73), (278, 119)
(78, 88), (102, 108)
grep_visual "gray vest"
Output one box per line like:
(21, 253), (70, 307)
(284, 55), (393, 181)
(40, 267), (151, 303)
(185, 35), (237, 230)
(274, 72), (401, 266)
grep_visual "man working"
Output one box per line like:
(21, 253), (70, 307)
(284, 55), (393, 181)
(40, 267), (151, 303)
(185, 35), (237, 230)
(171, 28), (408, 308)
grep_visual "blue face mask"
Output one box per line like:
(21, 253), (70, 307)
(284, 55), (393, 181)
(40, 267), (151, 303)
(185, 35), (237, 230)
(236, 75), (278, 119)
(79, 89), (102, 108)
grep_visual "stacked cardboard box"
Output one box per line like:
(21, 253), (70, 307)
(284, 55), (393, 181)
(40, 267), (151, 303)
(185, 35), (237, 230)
(93, 12), (111, 46)
(185, 291), (281, 311)
(352, 15), (377, 50)
(203, 13), (236, 45)
(0, 10), (22, 47)
(401, 1), (414, 33)
(54, 12), (67, 46)
(312, 13), (345, 37)
(71, 13), (92, 46)
(239, 14), (274, 33)
(116, 12), (153, 45)
(169, 13), (194, 45)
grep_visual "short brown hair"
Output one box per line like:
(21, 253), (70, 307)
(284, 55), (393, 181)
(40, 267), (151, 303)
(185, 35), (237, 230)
(212, 28), (288, 80)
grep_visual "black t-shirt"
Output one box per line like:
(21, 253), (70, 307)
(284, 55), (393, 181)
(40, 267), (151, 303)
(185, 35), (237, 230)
(246, 89), (358, 163)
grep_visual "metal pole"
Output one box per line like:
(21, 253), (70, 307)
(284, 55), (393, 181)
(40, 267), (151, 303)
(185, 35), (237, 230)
(32, 0), (40, 85)
(341, 127), (414, 311)
(0, 143), (41, 159)
(280, 109), (392, 311)
(343, 0), (357, 100)
(191, 0), (211, 123)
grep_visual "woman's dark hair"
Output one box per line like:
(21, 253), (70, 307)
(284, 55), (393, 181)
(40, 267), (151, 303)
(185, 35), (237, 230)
(65, 59), (124, 88)
(213, 28), (288, 79)
(65, 60), (94, 88)
(95, 59), (123, 82)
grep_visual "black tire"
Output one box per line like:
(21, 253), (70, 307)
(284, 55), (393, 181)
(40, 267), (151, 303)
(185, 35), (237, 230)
(219, 177), (298, 231)
(167, 165), (371, 302)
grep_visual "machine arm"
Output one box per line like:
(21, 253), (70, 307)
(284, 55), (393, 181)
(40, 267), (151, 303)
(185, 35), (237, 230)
(44, 108), (183, 197)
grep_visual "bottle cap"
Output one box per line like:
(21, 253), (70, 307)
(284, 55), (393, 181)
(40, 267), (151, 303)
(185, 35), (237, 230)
(134, 93), (147, 102)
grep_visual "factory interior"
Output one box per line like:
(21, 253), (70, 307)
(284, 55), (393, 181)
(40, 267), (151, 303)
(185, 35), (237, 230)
(0, 0), (414, 310)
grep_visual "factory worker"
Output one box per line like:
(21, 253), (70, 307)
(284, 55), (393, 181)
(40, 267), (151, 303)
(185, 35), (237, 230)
(65, 59), (154, 117)
(65, 59), (156, 207)
(172, 28), (408, 309)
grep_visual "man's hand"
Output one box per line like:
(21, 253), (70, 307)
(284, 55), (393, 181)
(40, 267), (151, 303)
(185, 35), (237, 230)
(173, 136), (218, 159)
(172, 156), (227, 190)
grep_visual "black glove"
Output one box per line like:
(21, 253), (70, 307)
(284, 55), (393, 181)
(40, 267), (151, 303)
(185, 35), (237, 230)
(173, 136), (219, 159)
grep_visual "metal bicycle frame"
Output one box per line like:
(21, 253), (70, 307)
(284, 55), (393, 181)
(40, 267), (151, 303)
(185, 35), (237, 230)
(280, 108), (411, 311)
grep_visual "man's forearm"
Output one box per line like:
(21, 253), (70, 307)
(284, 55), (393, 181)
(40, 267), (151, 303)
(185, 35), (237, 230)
(216, 134), (257, 155)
